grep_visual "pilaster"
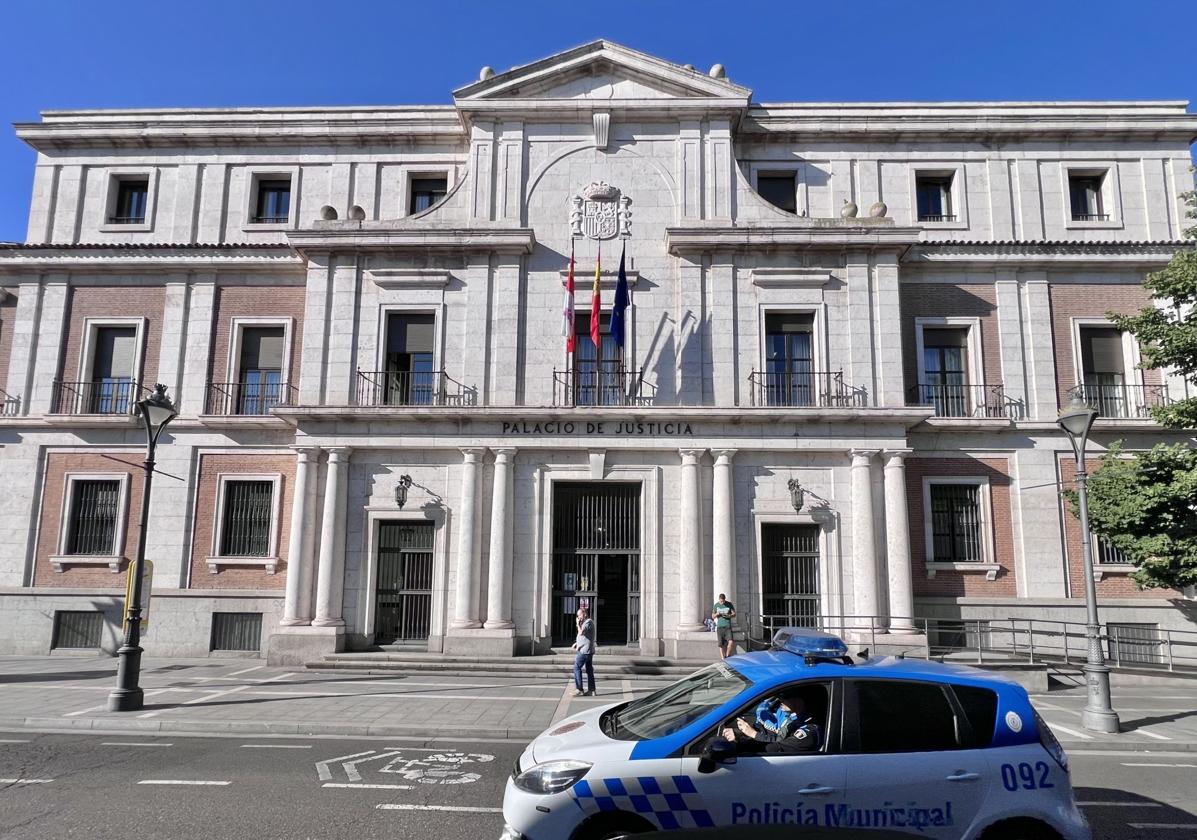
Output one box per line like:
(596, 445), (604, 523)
(484, 448), (516, 630)
(313, 447), (351, 628)
(711, 449), (736, 606)
(27, 277), (69, 414)
(846, 253), (875, 405)
(450, 448), (485, 629)
(179, 275), (216, 415)
(850, 449), (880, 623)
(873, 255), (904, 408)
(883, 450), (915, 631)
(299, 253), (332, 405)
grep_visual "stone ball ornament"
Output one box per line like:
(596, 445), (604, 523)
(868, 201), (888, 218)
(479, 66), (495, 80)
(709, 63), (726, 79)
(840, 199), (859, 219)
(319, 205), (338, 221)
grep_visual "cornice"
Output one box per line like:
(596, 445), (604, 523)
(0, 243), (302, 273)
(666, 222), (921, 254)
(904, 240), (1188, 269)
(287, 224), (536, 256)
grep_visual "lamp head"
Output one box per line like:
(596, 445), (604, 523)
(138, 384), (177, 439)
(1057, 394), (1098, 440)
(787, 478), (805, 513)
(395, 474), (413, 508)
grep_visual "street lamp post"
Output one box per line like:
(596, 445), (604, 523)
(1057, 394), (1120, 734)
(108, 384), (178, 713)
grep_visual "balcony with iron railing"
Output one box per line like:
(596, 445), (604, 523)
(1068, 383), (1171, 419)
(907, 382), (1021, 419)
(50, 379), (149, 415)
(918, 214), (957, 223)
(204, 381), (296, 416)
(354, 370), (476, 407)
(747, 370), (867, 408)
(553, 366), (655, 407)
(1071, 213), (1111, 222)
(1, 389), (19, 416)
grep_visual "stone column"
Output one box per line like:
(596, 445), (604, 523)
(484, 448), (515, 629)
(677, 448), (706, 633)
(850, 450), (880, 626)
(281, 447), (318, 626)
(313, 448), (350, 627)
(883, 450), (916, 632)
(711, 449), (737, 604)
(451, 448), (485, 629)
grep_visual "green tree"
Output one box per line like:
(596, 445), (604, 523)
(1065, 442), (1197, 590)
(1108, 181), (1197, 428)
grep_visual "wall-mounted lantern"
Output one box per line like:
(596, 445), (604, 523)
(395, 474), (413, 509)
(787, 478), (805, 513)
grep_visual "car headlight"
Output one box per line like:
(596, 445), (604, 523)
(513, 759), (592, 795)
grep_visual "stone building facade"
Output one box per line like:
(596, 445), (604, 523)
(0, 41), (1194, 664)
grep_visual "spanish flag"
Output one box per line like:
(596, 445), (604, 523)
(562, 241), (576, 353)
(590, 242), (601, 349)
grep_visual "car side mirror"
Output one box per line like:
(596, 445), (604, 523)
(698, 737), (737, 774)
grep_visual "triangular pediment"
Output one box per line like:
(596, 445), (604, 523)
(453, 40), (752, 103)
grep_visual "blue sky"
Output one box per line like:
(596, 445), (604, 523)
(1, 0), (1194, 241)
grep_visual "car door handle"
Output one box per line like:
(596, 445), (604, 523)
(946, 771), (980, 782)
(797, 785), (835, 795)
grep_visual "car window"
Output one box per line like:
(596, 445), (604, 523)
(610, 662), (750, 741)
(850, 680), (961, 753)
(952, 684), (998, 748)
(685, 680), (834, 756)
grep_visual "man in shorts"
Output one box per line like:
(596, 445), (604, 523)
(711, 593), (736, 659)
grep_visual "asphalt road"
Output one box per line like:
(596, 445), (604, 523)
(1, 732), (1194, 840)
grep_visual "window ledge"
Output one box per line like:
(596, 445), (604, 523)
(99, 222), (152, 233)
(206, 556), (280, 575)
(241, 222), (292, 232)
(925, 561), (1000, 580)
(1065, 219), (1122, 230)
(918, 220), (969, 231)
(1093, 564), (1136, 581)
(50, 555), (126, 573)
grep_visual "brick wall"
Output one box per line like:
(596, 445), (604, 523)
(206, 285), (306, 388)
(188, 452), (295, 590)
(907, 456), (1016, 597)
(900, 284), (1002, 398)
(60, 286), (165, 385)
(1049, 284), (1161, 407)
(0, 291), (15, 390)
(33, 451), (146, 587)
(1059, 454), (1180, 600)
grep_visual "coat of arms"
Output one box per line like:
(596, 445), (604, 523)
(570, 182), (632, 241)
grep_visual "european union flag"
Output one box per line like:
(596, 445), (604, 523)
(611, 242), (630, 348)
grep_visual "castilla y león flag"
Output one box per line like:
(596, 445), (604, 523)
(562, 241), (576, 353)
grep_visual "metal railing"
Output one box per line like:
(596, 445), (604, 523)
(204, 381), (295, 416)
(354, 370), (476, 407)
(1068, 383), (1171, 419)
(250, 215), (288, 224)
(553, 366), (655, 407)
(748, 370), (868, 408)
(918, 214), (957, 223)
(0, 389), (19, 416)
(106, 215), (146, 224)
(51, 379), (147, 415)
(907, 382), (1020, 418)
(1071, 213), (1111, 222)
(753, 612), (1197, 674)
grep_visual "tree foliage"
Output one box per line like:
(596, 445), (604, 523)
(1064, 442), (1197, 590)
(1108, 182), (1197, 428)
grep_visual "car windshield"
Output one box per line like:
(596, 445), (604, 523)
(607, 662), (750, 740)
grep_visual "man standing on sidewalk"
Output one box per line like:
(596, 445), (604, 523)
(572, 606), (596, 696)
(712, 593), (736, 659)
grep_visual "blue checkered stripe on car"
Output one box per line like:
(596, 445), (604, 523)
(571, 775), (715, 830)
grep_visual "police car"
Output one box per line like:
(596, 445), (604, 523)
(501, 630), (1088, 840)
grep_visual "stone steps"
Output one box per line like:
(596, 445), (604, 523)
(306, 652), (712, 679)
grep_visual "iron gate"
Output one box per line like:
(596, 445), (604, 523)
(375, 522), (434, 643)
(761, 524), (821, 630)
(551, 483), (641, 646)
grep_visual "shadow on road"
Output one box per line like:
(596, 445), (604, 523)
(1074, 786), (1196, 837)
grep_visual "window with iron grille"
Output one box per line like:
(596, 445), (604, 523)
(210, 612), (262, 652)
(1094, 534), (1131, 565)
(219, 480), (273, 556)
(66, 479), (120, 555)
(52, 611), (105, 649)
(929, 482), (985, 562)
(252, 178), (291, 223)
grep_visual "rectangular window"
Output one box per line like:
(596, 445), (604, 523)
(851, 680), (961, 752)
(253, 178), (291, 224)
(929, 483), (984, 562)
(235, 326), (286, 415)
(210, 612), (263, 652)
(916, 174), (954, 222)
(110, 180), (148, 224)
(52, 611), (105, 650)
(86, 325), (139, 414)
(764, 313), (815, 406)
(573, 313), (622, 406)
(951, 685), (998, 748)
(66, 479), (121, 555)
(385, 313), (436, 405)
(409, 177), (448, 214)
(1094, 534), (1130, 565)
(219, 480), (274, 556)
(1069, 173), (1107, 221)
(1079, 325), (1128, 417)
(757, 172), (798, 213)
(922, 327), (970, 416)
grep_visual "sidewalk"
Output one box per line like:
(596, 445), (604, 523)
(1, 654), (1194, 750)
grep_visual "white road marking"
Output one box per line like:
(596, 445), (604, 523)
(621, 679), (633, 701)
(1078, 801), (1163, 807)
(0, 739), (31, 743)
(1046, 722), (1093, 740)
(243, 689), (560, 702)
(1122, 762), (1197, 768)
(326, 680), (525, 688)
(240, 743), (311, 749)
(0, 778), (52, 784)
(64, 687), (187, 717)
(1128, 728), (1172, 741)
(101, 742), (173, 747)
(550, 684), (574, 725)
(137, 780), (231, 786)
(316, 749), (376, 781)
(322, 782), (414, 790)
(1127, 825), (1197, 830)
(139, 672), (290, 718)
(377, 804), (503, 814)
(345, 750), (405, 782)
(224, 665), (266, 677)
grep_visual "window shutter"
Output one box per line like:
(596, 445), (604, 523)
(922, 327), (968, 348)
(1081, 327), (1124, 374)
(387, 314), (436, 354)
(239, 327), (286, 372)
(94, 327), (138, 379)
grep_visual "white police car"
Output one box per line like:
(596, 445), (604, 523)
(501, 630), (1088, 840)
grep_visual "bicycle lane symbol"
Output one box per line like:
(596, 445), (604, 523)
(379, 751), (495, 785)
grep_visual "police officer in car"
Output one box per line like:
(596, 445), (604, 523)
(721, 693), (821, 755)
